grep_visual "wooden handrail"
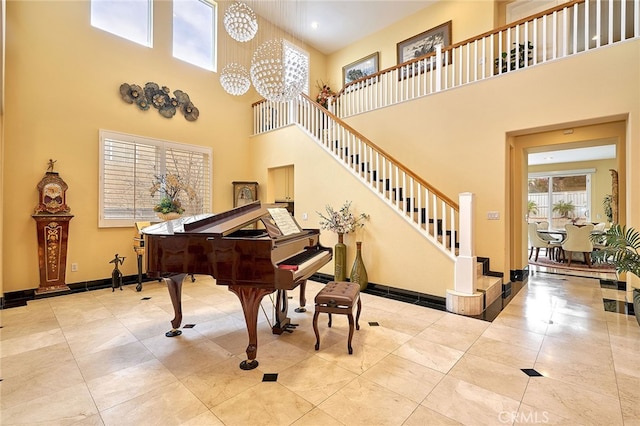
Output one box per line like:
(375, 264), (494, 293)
(299, 93), (459, 210)
(334, 0), (585, 99)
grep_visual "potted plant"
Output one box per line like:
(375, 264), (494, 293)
(552, 200), (575, 218)
(494, 41), (534, 73)
(591, 224), (640, 326)
(527, 200), (538, 221)
(149, 173), (195, 220)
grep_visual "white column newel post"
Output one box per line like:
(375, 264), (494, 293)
(454, 192), (477, 294)
(435, 44), (442, 92)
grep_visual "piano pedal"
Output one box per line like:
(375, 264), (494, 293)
(284, 323), (298, 333)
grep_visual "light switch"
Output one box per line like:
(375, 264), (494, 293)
(487, 211), (500, 220)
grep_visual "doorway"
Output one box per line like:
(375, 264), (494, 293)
(509, 120), (626, 274)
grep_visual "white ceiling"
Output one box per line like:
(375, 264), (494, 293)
(528, 145), (617, 166)
(246, 0), (439, 55)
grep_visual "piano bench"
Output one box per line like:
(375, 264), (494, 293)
(313, 281), (361, 355)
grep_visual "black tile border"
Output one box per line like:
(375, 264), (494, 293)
(314, 272), (447, 310)
(600, 278), (626, 291)
(2, 271), (520, 323)
(1, 274), (152, 309)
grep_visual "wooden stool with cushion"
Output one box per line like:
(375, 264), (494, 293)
(313, 281), (361, 354)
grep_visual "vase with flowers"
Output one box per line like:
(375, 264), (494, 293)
(315, 81), (335, 110)
(317, 201), (369, 282)
(149, 173), (195, 220)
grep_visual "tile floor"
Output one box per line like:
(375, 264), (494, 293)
(1, 270), (639, 425)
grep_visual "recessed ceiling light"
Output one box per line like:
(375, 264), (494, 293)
(311, 21), (319, 30)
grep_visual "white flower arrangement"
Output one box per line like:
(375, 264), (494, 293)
(317, 201), (369, 234)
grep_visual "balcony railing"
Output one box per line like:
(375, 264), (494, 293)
(331, 0), (639, 118)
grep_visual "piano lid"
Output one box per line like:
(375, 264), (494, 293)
(141, 201), (300, 238)
(140, 213), (214, 236)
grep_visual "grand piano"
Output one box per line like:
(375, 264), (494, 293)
(143, 201), (332, 370)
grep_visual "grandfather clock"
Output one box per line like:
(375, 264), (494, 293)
(32, 160), (73, 296)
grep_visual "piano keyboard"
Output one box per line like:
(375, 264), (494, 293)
(279, 249), (330, 272)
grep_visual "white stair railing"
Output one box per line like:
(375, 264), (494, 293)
(254, 94), (460, 257)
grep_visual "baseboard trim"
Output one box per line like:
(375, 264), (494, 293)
(3, 272), (449, 313)
(1, 274), (148, 309)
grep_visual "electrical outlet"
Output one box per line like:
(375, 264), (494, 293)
(71, 263), (78, 272)
(302, 212), (308, 220)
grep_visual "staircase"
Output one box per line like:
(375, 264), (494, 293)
(250, 0), (640, 316)
(253, 95), (503, 315)
(447, 259), (503, 316)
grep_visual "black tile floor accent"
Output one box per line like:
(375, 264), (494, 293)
(141, 297), (151, 300)
(183, 324), (195, 328)
(262, 373), (278, 382)
(368, 322), (379, 326)
(521, 368), (543, 377)
(603, 299), (634, 315)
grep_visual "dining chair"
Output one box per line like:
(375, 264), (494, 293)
(528, 222), (556, 261)
(562, 223), (595, 267)
(593, 222), (607, 232)
(535, 220), (563, 244)
(592, 222), (608, 250)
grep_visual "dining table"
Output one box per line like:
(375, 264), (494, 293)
(537, 228), (605, 264)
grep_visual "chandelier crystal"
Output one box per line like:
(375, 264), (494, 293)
(223, 2), (258, 42)
(250, 39), (308, 103)
(220, 63), (251, 96)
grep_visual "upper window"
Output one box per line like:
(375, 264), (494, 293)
(173, 0), (217, 71)
(91, 0), (153, 47)
(99, 130), (212, 228)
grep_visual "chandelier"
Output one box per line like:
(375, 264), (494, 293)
(250, 38), (308, 103)
(223, 2), (258, 42)
(219, 63), (251, 96)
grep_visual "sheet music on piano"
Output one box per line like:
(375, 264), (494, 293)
(267, 208), (301, 236)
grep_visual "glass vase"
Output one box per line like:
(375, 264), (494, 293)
(334, 233), (347, 282)
(350, 241), (368, 291)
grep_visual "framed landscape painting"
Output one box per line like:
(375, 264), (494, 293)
(342, 52), (379, 87)
(396, 21), (452, 77)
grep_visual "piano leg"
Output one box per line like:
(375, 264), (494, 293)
(228, 285), (275, 370)
(164, 274), (185, 337)
(294, 280), (307, 313)
(273, 289), (299, 334)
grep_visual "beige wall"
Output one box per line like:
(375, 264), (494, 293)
(333, 40), (639, 282)
(325, 1), (496, 93)
(1, 0), (325, 293)
(250, 126), (455, 296)
(3, 0), (640, 300)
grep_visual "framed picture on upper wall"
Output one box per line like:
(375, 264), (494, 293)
(342, 52), (379, 89)
(396, 21), (452, 78)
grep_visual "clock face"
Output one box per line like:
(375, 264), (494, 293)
(44, 183), (62, 199)
(43, 183), (63, 208)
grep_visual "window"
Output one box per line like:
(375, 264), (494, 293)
(91, 0), (153, 47)
(99, 130), (212, 227)
(528, 169), (593, 228)
(285, 40), (310, 95)
(173, 0), (217, 71)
